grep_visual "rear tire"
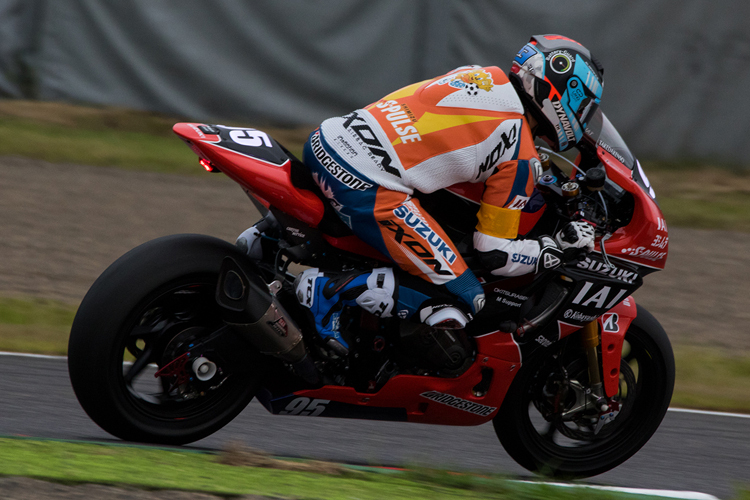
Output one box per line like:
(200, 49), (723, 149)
(68, 234), (261, 445)
(493, 305), (675, 478)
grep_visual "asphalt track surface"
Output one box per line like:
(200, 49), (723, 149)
(1, 354), (747, 499)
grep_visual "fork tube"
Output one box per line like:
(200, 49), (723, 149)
(581, 320), (604, 397)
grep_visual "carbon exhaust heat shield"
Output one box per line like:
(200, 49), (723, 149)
(215, 256), (319, 384)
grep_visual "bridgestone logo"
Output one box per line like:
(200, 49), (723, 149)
(420, 391), (497, 416)
(310, 132), (373, 191)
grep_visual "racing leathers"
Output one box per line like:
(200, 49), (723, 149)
(241, 65), (590, 347)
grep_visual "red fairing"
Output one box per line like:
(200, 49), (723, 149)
(598, 295), (638, 397)
(597, 149), (668, 270)
(290, 330), (522, 426)
(173, 123), (325, 228)
(295, 348), (519, 425)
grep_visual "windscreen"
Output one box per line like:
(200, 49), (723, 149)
(584, 109), (635, 170)
(584, 109), (656, 199)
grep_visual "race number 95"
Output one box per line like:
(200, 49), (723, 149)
(279, 397), (330, 416)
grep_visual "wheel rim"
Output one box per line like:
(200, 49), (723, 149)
(114, 277), (251, 423)
(519, 327), (668, 468)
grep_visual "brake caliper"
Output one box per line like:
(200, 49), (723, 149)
(154, 353), (190, 385)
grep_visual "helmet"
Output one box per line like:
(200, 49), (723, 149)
(509, 35), (604, 152)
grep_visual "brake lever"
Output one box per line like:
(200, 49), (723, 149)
(599, 233), (613, 268)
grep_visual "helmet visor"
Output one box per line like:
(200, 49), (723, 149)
(576, 96), (598, 128)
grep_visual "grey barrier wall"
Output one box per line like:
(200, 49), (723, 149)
(2, 0), (749, 165)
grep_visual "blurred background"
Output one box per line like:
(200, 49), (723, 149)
(3, 0), (750, 164)
(1, 0), (749, 414)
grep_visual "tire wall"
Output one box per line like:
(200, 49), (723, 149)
(3, 0), (749, 166)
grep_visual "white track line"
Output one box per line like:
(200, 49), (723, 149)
(667, 407), (750, 419)
(2, 351), (749, 421)
(0, 351), (66, 360)
(513, 481), (719, 500)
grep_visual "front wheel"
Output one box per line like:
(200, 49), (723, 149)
(493, 305), (675, 478)
(68, 234), (262, 445)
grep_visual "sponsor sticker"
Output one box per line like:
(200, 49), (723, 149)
(553, 100), (576, 143)
(476, 123), (519, 179)
(420, 391), (497, 417)
(310, 132), (373, 191)
(375, 100), (421, 144)
(576, 257), (638, 284)
(602, 312), (620, 333)
(342, 110), (401, 178)
(620, 247), (667, 262)
(392, 204), (457, 265)
(432, 68), (495, 95)
(548, 50), (574, 74)
(563, 309), (599, 322)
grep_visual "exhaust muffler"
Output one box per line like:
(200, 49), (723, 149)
(215, 256), (319, 385)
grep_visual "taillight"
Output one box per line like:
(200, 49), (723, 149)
(199, 158), (219, 172)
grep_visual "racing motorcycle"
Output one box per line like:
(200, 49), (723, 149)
(68, 107), (674, 478)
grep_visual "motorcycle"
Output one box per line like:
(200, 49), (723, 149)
(68, 107), (674, 478)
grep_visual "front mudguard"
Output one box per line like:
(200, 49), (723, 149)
(598, 297), (638, 397)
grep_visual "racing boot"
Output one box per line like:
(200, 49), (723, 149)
(294, 267), (397, 353)
(393, 270), (482, 330)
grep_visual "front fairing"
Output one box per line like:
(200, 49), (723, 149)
(579, 109), (668, 270)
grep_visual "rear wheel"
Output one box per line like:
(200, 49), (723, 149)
(493, 305), (674, 478)
(68, 235), (261, 445)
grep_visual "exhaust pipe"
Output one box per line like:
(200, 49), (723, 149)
(215, 256), (319, 385)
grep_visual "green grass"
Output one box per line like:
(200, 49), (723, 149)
(0, 99), (311, 169)
(0, 115), (199, 174)
(647, 168), (750, 232)
(672, 346), (750, 412)
(0, 438), (692, 500)
(0, 297), (76, 355)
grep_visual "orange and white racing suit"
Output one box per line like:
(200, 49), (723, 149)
(302, 66), (543, 316)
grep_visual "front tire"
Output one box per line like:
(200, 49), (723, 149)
(493, 305), (675, 478)
(68, 234), (261, 445)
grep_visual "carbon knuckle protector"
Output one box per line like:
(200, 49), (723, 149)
(536, 236), (563, 272)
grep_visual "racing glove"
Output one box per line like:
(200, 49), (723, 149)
(474, 221), (595, 276)
(538, 221), (596, 271)
(556, 221), (596, 252)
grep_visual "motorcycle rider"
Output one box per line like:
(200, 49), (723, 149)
(238, 35), (603, 352)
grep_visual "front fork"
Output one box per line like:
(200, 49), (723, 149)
(581, 320), (605, 399)
(580, 320), (621, 434)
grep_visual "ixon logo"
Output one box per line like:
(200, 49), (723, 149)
(342, 110), (401, 178)
(476, 124), (518, 179)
